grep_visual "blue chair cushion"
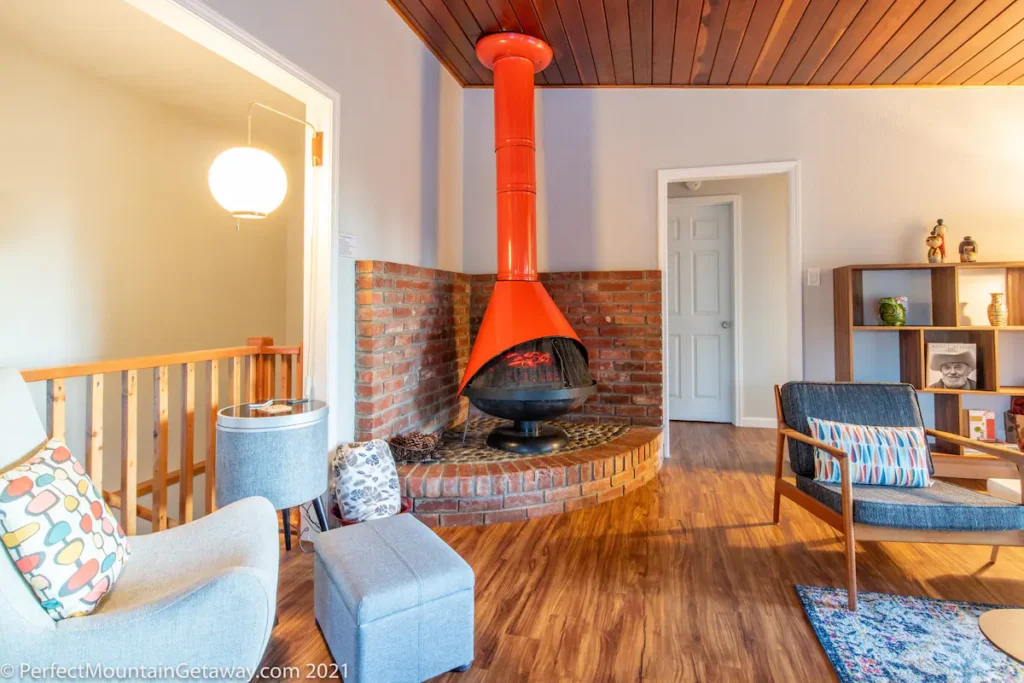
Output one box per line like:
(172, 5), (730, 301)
(780, 382), (931, 478)
(796, 476), (1024, 531)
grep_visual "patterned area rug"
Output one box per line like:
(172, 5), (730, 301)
(796, 585), (1024, 682)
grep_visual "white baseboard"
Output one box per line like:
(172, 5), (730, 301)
(736, 417), (777, 429)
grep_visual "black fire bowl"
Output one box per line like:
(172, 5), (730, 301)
(462, 383), (597, 455)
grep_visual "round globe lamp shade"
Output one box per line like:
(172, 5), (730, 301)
(208, 147), (287, 219)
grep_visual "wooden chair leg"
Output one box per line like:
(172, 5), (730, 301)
(773, 484), (782, 524)
(840, 456), (857, 611)
(845, 531), (857, 611)
(773, 432), (785, 524)
(990, 546), (1000, 564)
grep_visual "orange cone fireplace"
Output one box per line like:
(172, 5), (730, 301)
(460, 33), (595, 454)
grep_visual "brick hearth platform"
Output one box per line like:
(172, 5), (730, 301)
(398, 426), (663, 527)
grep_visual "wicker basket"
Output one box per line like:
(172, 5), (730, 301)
(388, 431), (442, 463)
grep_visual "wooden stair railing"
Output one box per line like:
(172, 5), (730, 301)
(20, 338), (303, 535)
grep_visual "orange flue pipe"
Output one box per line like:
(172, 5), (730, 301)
(460, 33), (589, 395)
(476, 33), (552, 282)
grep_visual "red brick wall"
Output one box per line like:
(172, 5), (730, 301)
(469, 271), (663, 427)
(399, 427), (663, 526)
(354, 261), (470, 441)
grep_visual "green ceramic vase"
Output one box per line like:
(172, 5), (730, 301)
(878, 297), (906, 326)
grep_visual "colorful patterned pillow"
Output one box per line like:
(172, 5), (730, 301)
(0, 440), (130, 620)
(331, 440), (401, 523)
(808, 418), (933, 488)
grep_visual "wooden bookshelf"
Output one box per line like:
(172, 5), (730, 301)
(834, 261), (1024, 479)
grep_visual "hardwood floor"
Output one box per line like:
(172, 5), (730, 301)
(259, 422), (1024, 682)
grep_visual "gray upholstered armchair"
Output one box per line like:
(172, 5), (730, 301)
(0, 367), (280, 681)
(774, 381), (1024, 611)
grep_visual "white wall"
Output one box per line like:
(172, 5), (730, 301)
(196, 0), (464, 272)
(669, 177), (789, 422)
(195, 0), (465, 442)
(462, 87), (1024, 384)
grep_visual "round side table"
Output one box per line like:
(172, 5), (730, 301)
(979, 478), (1024, 663)
(216, 400), (329, 550)
(980, 609), (1024, 663)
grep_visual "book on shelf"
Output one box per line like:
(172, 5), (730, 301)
(967, 409), (996, 441)
(926, 342), (977, 390)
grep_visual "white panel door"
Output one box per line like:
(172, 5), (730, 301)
(667, 200), (735, 423)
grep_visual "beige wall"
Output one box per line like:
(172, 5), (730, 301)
(462, 87), (1024, 385)
(669, 176), (789, 423)
(0, 41), (303, 370)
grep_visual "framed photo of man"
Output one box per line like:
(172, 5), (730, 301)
(927, 343), (977, 390)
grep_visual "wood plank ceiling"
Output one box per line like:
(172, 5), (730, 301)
(385, 0), (1024, 86)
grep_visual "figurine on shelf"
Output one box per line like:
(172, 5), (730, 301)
(959, 236), (979, 262)
(878, 296), (907, 326)
(926, 233), (942, 263)
(930, 219), (948, 263)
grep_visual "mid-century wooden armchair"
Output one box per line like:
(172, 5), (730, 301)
(773, 381), (1024, 610)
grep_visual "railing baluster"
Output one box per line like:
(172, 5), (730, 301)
(179, 363), (196, 524)
(85, 375), (103, 486)
(247, 355), (257, 403)
(280, 354), (292, 399)
(121, 370), (138, 536)
(231, 356), (242, 407)
(46, 378), (66, 442)
(206, 360), (219, 514)
(152, 366), (169, 531)
(264, 354), (275, 400)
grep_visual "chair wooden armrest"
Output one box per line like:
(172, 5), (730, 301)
(779, 424), (849, 462)
(925, 429), (1024, 468)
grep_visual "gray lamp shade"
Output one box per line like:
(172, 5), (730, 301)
(215, 401), (329, 510)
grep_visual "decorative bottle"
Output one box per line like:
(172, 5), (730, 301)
(959, 236), (979, 262)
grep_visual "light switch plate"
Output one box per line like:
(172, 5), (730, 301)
(806, 266), (821, 287)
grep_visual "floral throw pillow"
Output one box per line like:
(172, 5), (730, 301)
(331, 440), (401, 523)
(0, 440), (130, 620)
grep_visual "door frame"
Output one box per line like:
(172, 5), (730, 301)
(124, 0), (342, 446)
(666, 195), (741, 425)
(657, 161), (803, 430)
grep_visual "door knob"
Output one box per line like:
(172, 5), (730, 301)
(721, 321), (732, 329)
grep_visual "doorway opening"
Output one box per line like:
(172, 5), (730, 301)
(126, 0), (340, 445)
(657, 162), (803, 430)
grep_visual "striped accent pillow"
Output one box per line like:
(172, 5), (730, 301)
(808, 418), (932, 488)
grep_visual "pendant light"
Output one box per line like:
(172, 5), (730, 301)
(209, 102), (323, 223)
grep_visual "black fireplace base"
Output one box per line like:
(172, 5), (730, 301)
(486, 421), (569, 455)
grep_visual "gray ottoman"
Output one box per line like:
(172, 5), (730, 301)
(314, 514), (475, 683)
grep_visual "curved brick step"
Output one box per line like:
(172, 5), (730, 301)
(397, 427), (663, 527)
